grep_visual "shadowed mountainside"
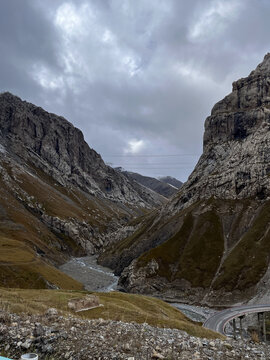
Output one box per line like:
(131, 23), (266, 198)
(0, 92), (165, 289)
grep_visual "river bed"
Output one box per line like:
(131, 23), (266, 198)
(171, 303), (216, 322)
(60, 256), (216, 322)
(59, 256), (119, 292)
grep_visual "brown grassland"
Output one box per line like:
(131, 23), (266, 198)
(0, 288), (222, 339)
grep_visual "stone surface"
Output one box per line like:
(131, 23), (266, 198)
(0, 92), (164, 208)
(0, 309), (269, 359)
(68, 295), (100, 312)
(158, 176), (183, 189)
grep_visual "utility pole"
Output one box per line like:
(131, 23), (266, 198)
(263, 312), (267, 343)
(233, 318), (236, 340)
(239, 315), (245, 339)
(258, 312), (263, 341)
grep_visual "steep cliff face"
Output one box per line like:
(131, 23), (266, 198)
(0, 92), (164, 207)
(0, 92), (164, 289)
(101, 53), (270, 305)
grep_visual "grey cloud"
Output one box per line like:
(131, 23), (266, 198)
(0, 0), (270, 181)
(0, 0), (63, 103)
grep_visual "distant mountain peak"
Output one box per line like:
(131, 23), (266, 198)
(117, 170), (181, 198)
(158, 176), (182, 189)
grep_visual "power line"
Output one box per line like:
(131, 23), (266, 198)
(103, 153), (200, 157)
(117, 167), (194, 170)
(112, 162), (193, 165)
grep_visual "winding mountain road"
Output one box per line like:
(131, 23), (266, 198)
(203, 305), (270, 335)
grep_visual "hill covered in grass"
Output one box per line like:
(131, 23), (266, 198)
(0, 288), (220, 339)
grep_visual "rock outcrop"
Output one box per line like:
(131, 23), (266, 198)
(1, 309), (268, 360)
(101, 53), (270, 305)
(0, 92), (164, 207)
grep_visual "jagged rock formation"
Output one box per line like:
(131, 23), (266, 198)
(0, 92), (164, 289)
(100, 53), (270, 305)
(119, 170), (181, 198)
(0, 92), (164, 207)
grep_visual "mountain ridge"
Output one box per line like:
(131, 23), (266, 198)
(100, 53), (270, 306)
(118, 169), (182, 198)
(0, 92), (164, 289)
(158, 176), (183, 189)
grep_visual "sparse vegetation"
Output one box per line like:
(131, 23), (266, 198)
(251, 331), (260, 343)
(0, 235), (83, 290)
(213, 201), (270, 291)
(0, 159), (142, 290)
(0, 288), (222, 339)
(137, 206), (224, 288)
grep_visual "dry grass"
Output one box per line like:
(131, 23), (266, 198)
(0, 261), (83, 290)
(213, 201), (270, 291)
(251, 331), (260, 343)
(0, 235), (83, 290)
(137, 205), (224, 288)
(0, 161), (130, 290)
(0, 237), (35, 262)
(0, 288), (223, 339)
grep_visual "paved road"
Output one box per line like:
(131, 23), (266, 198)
(203, 305), (270, 335)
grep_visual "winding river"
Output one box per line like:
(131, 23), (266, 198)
(60, 256), (216, 322)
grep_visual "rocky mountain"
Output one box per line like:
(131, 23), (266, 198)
(158, 176), (183, 189)
(100, 53), (270, 306)
(0, 92), (164, 289)
(119, 170), (181, 198)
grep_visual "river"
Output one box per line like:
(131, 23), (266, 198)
(59, 256), (119, 292)
(60, 256), (216, 322)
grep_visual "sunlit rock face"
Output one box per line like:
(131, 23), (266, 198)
(101, 54), (270, 305)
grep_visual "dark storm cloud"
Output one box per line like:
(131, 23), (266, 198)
(0, 0), (270, 181)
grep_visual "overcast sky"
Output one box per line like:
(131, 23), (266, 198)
(0, 0), (270, 182)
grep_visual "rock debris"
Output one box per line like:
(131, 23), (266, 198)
(0, 309), (269, 359)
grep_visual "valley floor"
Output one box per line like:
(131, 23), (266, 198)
(59, 256), (217, 323)
(59, 256), (119, 293)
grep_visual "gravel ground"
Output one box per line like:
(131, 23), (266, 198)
(1, 308), (269, 360)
